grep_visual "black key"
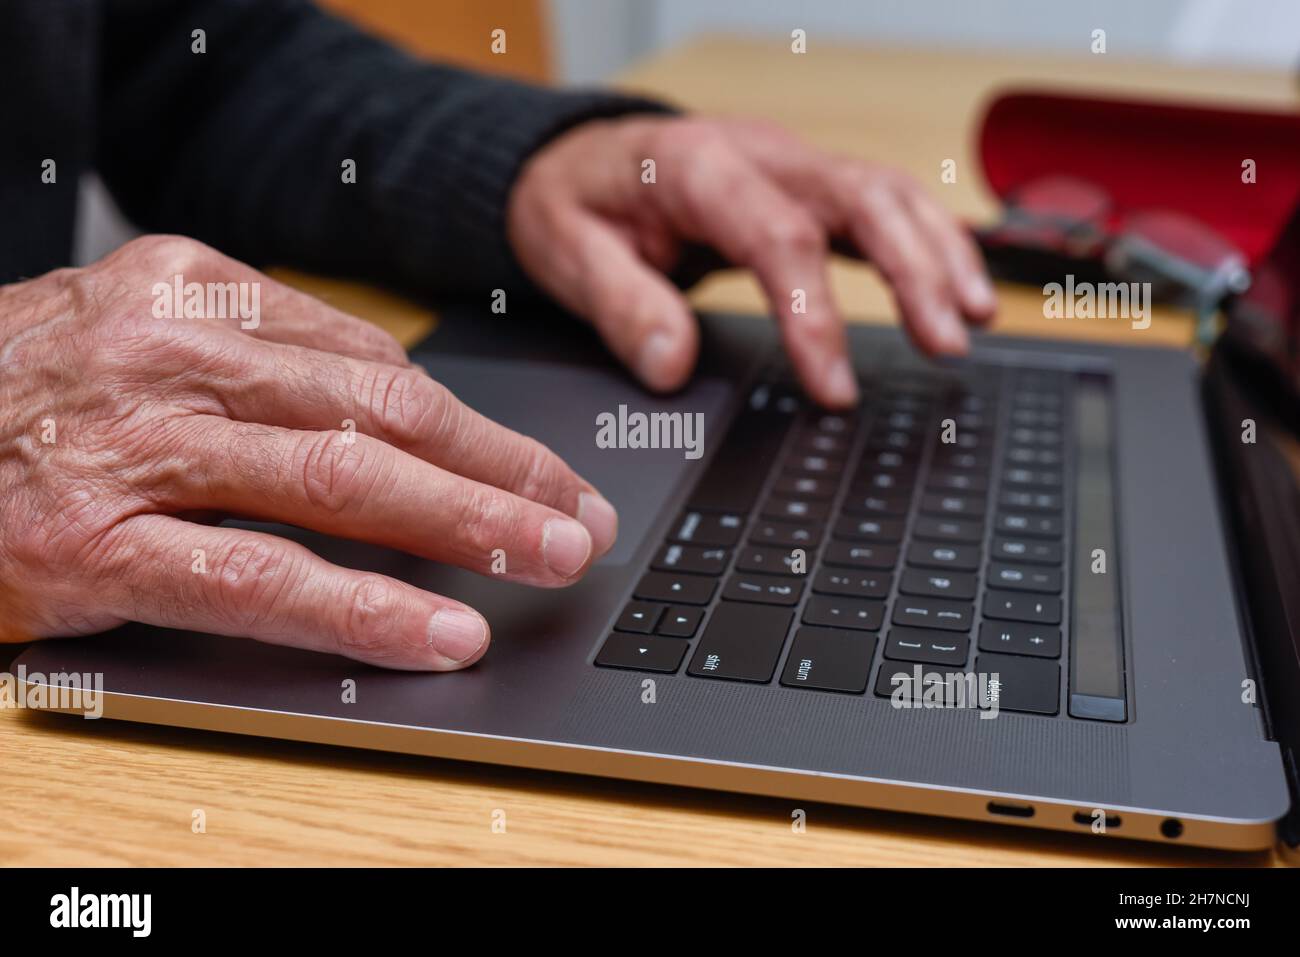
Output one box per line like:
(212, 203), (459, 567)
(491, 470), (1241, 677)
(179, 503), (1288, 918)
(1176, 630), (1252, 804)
(884, 627), (969, 666)
(874, 662), (950, 700)
(809, 411), (856, 434)
(1010, 427), (1062, 447)
(614, 601), (663, 634)
(992, 537), (1062, 565)
(634, 572), (717, 606)
(794, 431), (849, 456)
(780, 627), (876, 693)
(866, 430), (921, 453)
(995, 512), (1062, 539)
(1002, 468), (1062, 490)
(999, 490), (1062, 512)
(987, 562), (1063, 594)
(983, 589), (1062, 624)
(912, 516), (984, 544)
(761, 496), (830, 522)
(722, 572), (803, 606)
(860, 449), (917, 470)
(596, 634), (688, 673)
(1006, 446), (1062, 467)
(735, 545), (802, 576)
(751, 519), (821, 548)
(657, 606), (704, 638)
(977, 653), (1060, 715)
(920, 493), (986, 519)
(686, 401), (792, 512)
(931, 450), (988, 471)
(854, 471), (909, 492)
(891, 596), (973, 631)
(652, 543), (729, 576)
(822, 541), (899, 570)
(813, 567), (891, 599)
(927, 471), (988, 493)
(833, 516), (904, 543)
(688, 603), (793, 682)
(978, 621), (1061, 658)
(773, 475), (837, 500)
(906, 541), (980, 571)
(899, 568), (976, 600)
(841, 493), (912, 517)
(803, 595), (884, 631)
(669, 510), (744, 547)
(784, 453), (844, 477)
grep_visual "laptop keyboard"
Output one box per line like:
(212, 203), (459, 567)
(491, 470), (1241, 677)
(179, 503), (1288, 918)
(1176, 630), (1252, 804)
(594, 363), (1122, 721)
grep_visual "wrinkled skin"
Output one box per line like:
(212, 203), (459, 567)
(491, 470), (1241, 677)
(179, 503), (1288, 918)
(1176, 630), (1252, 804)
(0, 115), (994, 671)
(0, 235), (617, 670)
(509, 115), (995, 408)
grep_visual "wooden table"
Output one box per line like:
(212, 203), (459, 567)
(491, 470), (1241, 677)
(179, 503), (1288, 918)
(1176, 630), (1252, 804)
(4, 37), (1295, 867)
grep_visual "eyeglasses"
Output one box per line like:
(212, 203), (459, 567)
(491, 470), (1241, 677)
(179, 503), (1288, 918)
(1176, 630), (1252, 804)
(979, 175), (1251, 344)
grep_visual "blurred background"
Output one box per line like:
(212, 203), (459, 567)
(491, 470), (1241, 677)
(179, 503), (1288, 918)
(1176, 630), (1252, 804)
(77, 0), (1300, 264)
(320, 0), (1300, 84)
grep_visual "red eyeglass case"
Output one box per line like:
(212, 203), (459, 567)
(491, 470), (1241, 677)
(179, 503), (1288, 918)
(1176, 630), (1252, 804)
(976, 89), (1300, 266)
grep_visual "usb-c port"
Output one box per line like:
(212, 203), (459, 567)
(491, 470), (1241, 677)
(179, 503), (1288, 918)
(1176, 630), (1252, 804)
(987, 801), (1035, 818)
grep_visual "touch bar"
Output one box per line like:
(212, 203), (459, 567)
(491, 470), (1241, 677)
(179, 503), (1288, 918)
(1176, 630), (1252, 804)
(1068, 377), (1127, 722)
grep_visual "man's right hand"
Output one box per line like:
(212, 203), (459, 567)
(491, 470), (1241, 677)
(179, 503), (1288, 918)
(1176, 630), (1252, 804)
(0, 236), (617, 670)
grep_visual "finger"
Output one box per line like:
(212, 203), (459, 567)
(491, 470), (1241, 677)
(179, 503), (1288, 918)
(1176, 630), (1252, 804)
(186, 334), (617, 555)
(104, 514), (488, 670)
(840, 174), (970, 356)
(535, 210), (699, 391)
(175, 418), (598, 588)
(720, 134), (992, 346)
(648, 131), (857, 407)
(897, 183), (998, 324)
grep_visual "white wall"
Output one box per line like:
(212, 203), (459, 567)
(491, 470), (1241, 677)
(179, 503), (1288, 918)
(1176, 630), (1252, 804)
(550, 0), (1300, 83)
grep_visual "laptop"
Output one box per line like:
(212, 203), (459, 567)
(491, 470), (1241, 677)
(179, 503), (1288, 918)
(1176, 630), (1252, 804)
(16, 303), (1297, 852)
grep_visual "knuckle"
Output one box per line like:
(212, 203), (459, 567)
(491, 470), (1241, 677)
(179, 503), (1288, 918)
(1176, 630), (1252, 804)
(457, 486), (519, 564)
(759, 213), (824, 255)
(120, 233), (211, 271)
(294, 429), (372, 515)
(366, 366), (439, 448)
(340, 574), (404, 656)
(210, 537), (292, 629)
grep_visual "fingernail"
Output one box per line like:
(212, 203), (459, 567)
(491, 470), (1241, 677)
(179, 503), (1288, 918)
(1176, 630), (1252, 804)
(937, 312), (970, 353)
(967, 275), (997, 313)
(635, 331), (678, 389)
(578, 491), (619, 557)
(428, 607), (488, 663)
(824, 357), (859, 407)
(543, 517), (593, 579)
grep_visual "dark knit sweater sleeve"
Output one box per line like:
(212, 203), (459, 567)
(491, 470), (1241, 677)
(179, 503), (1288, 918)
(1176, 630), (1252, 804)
(96, 0), (674, 294)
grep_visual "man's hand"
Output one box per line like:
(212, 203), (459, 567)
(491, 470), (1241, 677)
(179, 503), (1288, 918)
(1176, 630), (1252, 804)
(0, 236), (617, 670)
(508, 115), (996, 409)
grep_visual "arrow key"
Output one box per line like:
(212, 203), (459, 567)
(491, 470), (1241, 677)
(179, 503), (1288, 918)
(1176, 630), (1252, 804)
(657, 606), (704, 638)
(596, 634), (688, 673)
(614, 601), (663, 634)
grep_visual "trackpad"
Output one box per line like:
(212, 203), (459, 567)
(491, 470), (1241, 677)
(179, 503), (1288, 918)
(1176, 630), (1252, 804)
(416, 354), (734, 564)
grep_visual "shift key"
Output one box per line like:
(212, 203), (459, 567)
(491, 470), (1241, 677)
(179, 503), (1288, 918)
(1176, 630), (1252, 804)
(688, 603), (793, 683)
